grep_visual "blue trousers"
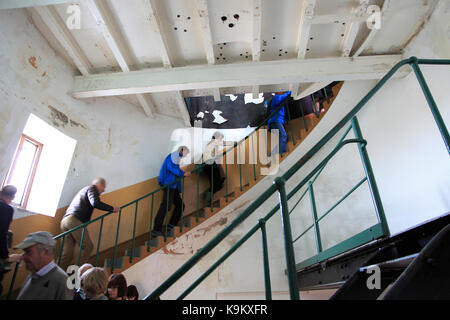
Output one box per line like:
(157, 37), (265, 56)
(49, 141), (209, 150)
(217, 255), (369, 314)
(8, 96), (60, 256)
(268, 122), (287, 154)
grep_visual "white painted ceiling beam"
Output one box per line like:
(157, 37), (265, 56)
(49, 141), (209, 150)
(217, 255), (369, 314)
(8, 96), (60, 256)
(291, 0), (316, 98)
(340, 0), (368, 57)
(174, 91), (193, 127)
(296, 0), (316, 59)
(142, 0), (190, 122)
(0, 0), (73, 9)
(292, 81), (332, 101)
(251, 0), (262, 100)
(310, 13), (369, 25)
(86, 0), (155, 117)
(33, 6), (92, 76)
(195, 0), (221, 102)
(71, 55), (410, 98)
(353, 0), (391, 57)
(142, 0), (172, 68)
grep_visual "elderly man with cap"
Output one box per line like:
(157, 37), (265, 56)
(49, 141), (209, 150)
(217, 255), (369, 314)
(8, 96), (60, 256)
(14, 231), (71, 300)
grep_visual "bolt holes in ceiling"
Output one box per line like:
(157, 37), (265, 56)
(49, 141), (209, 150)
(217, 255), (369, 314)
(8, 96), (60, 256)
(173, 14), (191, 33)
(220, 13), (240, 28)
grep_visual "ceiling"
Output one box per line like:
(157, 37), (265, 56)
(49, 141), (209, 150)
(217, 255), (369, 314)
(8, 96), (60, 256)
(1, 0), (439, 124)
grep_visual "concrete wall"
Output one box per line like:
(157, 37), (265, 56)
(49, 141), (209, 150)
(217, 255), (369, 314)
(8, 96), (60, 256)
(0, 8), (186, 215)
(123, 4), (450, 299)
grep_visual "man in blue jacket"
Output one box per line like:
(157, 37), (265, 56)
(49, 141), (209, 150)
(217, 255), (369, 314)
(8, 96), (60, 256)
(153, 146), (191, 236)
(266, 91), (291, 155)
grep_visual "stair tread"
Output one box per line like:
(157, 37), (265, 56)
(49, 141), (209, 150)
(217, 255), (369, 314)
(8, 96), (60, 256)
(98, 103), (332, 273)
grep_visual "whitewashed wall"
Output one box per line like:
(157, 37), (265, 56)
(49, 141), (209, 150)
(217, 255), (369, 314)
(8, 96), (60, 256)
(123, 4), (450, 299)
(0, 9), (189, 215)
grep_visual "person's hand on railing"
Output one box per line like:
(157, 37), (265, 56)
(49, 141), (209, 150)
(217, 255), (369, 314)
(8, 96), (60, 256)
(113, 206), (120, 213)
(7, 253), (23, 263)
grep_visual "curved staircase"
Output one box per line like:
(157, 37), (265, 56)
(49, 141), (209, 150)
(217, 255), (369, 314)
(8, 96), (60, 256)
(99, 83), (343, 275)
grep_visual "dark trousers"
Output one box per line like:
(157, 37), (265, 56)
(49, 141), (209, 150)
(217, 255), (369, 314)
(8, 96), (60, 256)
(153, 188), (183, 232)
(204, 162), (224, 194)
(268, 122), (288, 154)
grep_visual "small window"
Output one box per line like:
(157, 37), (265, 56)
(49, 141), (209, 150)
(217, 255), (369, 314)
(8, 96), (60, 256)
(3, 134), (43, 208)
(2, 113), (77, 216)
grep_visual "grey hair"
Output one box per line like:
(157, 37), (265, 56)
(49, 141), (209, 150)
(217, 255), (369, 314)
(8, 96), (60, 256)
(0, 185), (17, 199)
(92, 177), (106, 186)
(36, 243), (54, 256)
(78, 263), (94, 278)
(212, 131), (224, 140)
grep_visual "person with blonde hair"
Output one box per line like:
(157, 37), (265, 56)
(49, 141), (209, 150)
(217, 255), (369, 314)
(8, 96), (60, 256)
(80, 267), (108, 300)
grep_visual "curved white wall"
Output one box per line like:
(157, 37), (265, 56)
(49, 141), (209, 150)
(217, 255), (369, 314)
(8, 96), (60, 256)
(123, 3), (450, 299)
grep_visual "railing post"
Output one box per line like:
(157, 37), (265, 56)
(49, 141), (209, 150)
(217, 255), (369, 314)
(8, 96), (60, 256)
(147, 194), (154, 252)
(76, 227), (86, 266)
(225, 155), (229, 202)
(181, 176), (185, 232)
(6, 262), (19, 300)
(238, 143), (243, 191)
(308, 182), (323, 253)
(323, 87), (329, 104)
(57, 235), (65, 266)
(299, 99), (308, 132)
(252, 134), (257, 181)
(164, 186), (169, 242)
(112, 208), (122, 273)
(130, 201), (139, 263)
(410, 57), (450, 154)
(196, 170), (200, 222)
(286, 100), (296, 146)
(351, 116), (390, 236)
(311, 93), (319, 118)
(95, 216), (104, 267)
(274, 177), (300, 300)
(210, 163), (214, 210)
(259, 219), (272, 300)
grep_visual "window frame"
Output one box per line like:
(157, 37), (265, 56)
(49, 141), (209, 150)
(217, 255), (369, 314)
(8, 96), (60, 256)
(3, 133), (43, 209)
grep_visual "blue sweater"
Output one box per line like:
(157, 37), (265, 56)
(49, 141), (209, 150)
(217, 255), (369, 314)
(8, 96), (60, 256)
(267, 91), (291, 125)
(158, 152), (185, 192)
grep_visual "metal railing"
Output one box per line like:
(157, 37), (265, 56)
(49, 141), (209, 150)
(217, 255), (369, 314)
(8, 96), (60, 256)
(141, 57), (449, 300)
(4, 87), (304, 299)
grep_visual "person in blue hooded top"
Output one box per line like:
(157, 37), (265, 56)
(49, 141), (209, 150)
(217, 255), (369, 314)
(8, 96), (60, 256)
(152, 146), (191, 236)
(266, 91), (291, 154)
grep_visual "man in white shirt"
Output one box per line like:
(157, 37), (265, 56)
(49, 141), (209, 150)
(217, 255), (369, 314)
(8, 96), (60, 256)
(14, 231), (71, 300)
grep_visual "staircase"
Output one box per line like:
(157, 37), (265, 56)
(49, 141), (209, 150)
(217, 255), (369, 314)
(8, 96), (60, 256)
(98, 84), (343, 275)
(1, 82), (345, 300)
(296, 213), (450, 300)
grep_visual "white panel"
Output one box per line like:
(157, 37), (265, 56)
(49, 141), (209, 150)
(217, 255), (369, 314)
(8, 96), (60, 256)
(107, 0), (167, 68)
(260, 0), (303, 61)
(151, 0), (208, 66)
(207, 0), (253, 44)
(53, 1), (120, 73)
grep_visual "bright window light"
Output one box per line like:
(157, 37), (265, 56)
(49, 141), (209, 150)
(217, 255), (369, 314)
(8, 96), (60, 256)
(3, 114), (77, 216)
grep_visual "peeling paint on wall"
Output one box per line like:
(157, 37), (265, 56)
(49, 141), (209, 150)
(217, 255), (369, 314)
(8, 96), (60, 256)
(48, 105), (68, 127)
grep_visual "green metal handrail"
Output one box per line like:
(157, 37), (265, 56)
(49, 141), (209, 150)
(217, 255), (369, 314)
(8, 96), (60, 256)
(6, 57), (448, 300)
(143, 57), (449, 300)
(3, 89), (293, 299)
